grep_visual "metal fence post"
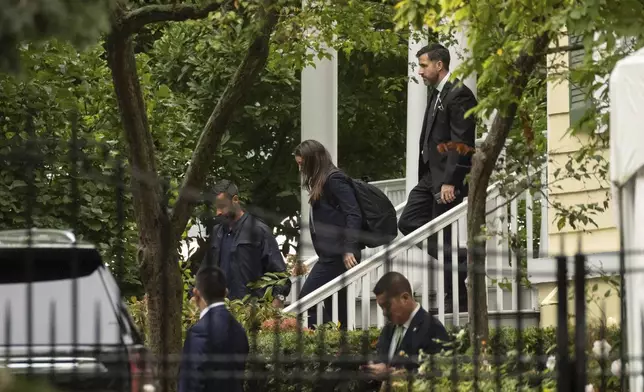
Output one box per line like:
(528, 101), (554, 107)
(556, 254), (569, 390)
(574, 252), (587, 392)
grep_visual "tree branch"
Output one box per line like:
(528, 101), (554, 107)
(169, 1), (279, 241)
(544, 43), (584, 55)
(121, 0), (235, 34)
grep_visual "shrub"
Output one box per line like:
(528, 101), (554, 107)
(127, 273), (624, 391)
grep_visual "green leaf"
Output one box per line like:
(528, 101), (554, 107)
(157, 84), (171, 98)
(557, 218), (566, 231)
(570, 9), (583, 20)
(9, 180), (27, 189)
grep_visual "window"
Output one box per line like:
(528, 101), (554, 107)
(568, 34), (590, 128)
(0, 248), (101, 283)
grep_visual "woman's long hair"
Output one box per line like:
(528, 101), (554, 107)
(294, 140), (337, 204)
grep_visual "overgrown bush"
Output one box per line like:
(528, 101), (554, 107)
(127, 272), (623, 392)
(129, 288), (623, 392)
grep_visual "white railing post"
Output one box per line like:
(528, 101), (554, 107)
(526, 188), (535, 260)
(495, 195), (505, 312)
(540, 168), (549, 257)
(421, 241), (430, 311)
(437, 228), (445, 324)
(451, 220), (460, 324)
(510, 198), (519, 312)
(405, 29), (428, 197)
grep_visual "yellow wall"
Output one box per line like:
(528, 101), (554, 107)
(546, 34), (618, 255)
(538, 279), (620, 328)
(536, 34), (621, 328)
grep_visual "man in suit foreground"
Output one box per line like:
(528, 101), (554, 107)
(398, 43), (477, 312)
(178, 266), (249, 392)
(361, 272), (449, 388)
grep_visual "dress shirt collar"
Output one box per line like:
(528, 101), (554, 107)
(199, 301), (225, 319)
(401, 303), (421, 330)
(435, 71), (452, 93)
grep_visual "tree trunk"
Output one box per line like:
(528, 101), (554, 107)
(140, 244), (183, 392)
(105, 31), (184, 392)
(467, 33), (552, 348)
(105, 3), (278, 391)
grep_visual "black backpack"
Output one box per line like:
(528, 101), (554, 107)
(327, 171), (398, 248)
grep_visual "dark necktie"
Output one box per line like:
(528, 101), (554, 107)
(422, 90), (439, 164)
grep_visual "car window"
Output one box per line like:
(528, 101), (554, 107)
(0, 248), (124, 346)
(0, 248), (101, 284)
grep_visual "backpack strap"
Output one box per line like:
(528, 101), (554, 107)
(323, 169), (346, 209)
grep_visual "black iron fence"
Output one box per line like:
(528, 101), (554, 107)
(0, 130), (638, 392)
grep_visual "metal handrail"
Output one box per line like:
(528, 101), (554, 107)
(284, 183), (501, 314)
(366, 178), (406, 187)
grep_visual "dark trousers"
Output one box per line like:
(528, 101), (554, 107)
(398, 172), (468, 311)
(299, 256), (358, 329)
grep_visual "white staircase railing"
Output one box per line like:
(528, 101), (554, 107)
(287, 202), (407, 305)
(285, 168), (547, 329)
(367, 178), (407, 207)
(287, 178), (407, 305)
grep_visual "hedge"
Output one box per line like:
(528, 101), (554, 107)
(128, 295), (624, 392)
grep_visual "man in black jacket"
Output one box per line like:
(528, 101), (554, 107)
(361, 272), (449, 389)
(202, 180), (291, 307)
(398, 43), (476, 312)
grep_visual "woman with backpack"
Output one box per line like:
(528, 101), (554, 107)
(294, 139), (363, 329)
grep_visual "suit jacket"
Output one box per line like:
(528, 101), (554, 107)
(310, 171), (363, 259)
(375, 307), (449, 370)
(178, 306), (250, 392)
(418, 78), (477, 193)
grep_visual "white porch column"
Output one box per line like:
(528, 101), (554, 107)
(299, 42), (338, 261)
(448, 26), (476, 98)
(405, 30), (428, 196)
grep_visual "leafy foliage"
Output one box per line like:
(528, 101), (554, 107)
(127, 265), (625, 392)
(392, 0), (644, 345)
(0, 41), (141, 294)
(0, 0), (115, 72)
(1, 1), (409, 296)
(393, 0), (644, 234)
(149, 0), (409, 246)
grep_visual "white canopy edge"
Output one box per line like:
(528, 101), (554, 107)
(609, 46), (644, 392)
(610, 47), (644, 187)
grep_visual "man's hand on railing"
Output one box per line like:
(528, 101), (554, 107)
(343, 252), (358, 270)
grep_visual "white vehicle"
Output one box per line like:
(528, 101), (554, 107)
(0, 229), (153, 392)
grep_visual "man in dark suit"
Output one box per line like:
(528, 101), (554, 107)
(178, 266), (249, 392)
(398, 43), (477, 312)
(361, 272), (449, 386)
